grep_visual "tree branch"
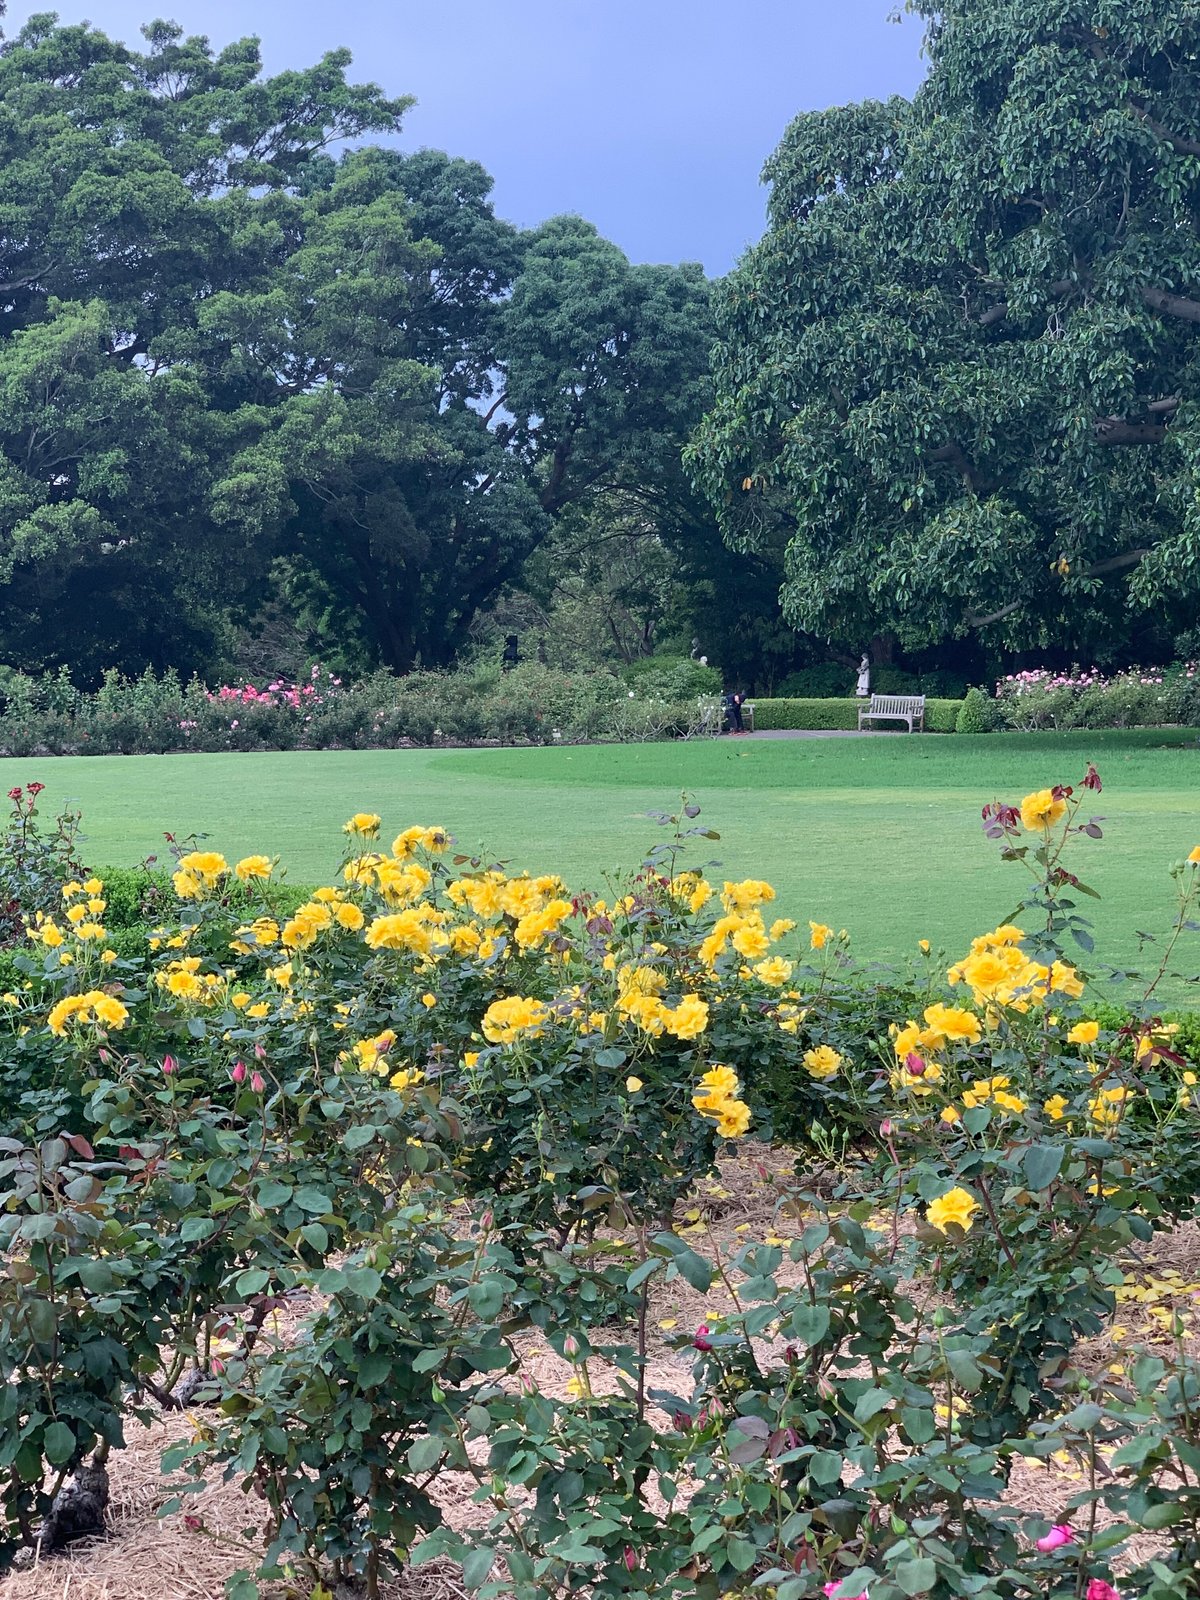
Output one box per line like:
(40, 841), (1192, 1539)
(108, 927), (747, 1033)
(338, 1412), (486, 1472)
(1129, 105), (1200, 157)
(1140, 285), (1200, 323)
(977, 278), (1074, 327)
(1093, 419), (1167, 446)
(1081, 548), (1150, 577)
(928, 441), (994, 494)
(966, 599), (1022, 628)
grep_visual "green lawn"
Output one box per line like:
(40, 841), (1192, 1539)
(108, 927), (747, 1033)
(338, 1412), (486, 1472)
(2, 729), (1198, 994)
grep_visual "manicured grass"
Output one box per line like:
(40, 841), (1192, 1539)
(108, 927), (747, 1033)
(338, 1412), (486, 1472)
(2, 729), (1197, 995)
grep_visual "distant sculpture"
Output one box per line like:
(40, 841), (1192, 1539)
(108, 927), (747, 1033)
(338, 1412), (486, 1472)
(856, 653), (871, 698)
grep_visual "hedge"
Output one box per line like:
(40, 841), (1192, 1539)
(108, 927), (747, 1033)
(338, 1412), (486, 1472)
(750, 697), (963, 733)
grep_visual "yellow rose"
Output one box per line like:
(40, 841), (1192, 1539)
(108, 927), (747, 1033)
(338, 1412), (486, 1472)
(625, 1076), (644, 1094)
(925, 1186), (979, 1235)
(1019, 788), (1067, 832)
(1043, 1094), (1069, 1121)
(809, 921), (833, 950)
(234, 854), (273, 882)
(1188, 846), (1200, 864)
(1067, 1020), (1099, 1047)
(803, 1044), (842, 1081)
(344, 813), (382, 837)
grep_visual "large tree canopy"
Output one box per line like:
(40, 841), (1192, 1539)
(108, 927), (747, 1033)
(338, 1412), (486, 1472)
(0, 8), (720, 677)
(689, 0), (1200, 661)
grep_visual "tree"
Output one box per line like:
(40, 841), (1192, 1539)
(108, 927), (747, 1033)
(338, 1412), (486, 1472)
(688, 0), (1200, 662)
(0, 10), (738, 681)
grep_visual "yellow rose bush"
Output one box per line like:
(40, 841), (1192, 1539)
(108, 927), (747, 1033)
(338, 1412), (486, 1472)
(0, 778), (1198, 1598)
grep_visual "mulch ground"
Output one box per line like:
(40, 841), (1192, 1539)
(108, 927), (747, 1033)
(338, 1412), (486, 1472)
(4, 1144), (1197, 1599)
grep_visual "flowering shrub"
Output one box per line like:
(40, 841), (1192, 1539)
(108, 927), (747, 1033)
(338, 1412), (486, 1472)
(0, 777), (1197, 1598)
(0, 662), (707, 756)
(995, 663), (1200, 731)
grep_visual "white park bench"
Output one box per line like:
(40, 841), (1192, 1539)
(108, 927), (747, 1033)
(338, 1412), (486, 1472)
(858, 693), (926, 733)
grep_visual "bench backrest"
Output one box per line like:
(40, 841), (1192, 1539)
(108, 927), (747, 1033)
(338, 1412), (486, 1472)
(868, 694), (925, 713)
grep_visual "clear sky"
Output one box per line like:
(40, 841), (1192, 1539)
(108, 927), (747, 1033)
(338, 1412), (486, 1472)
(3, 1), (927, 273)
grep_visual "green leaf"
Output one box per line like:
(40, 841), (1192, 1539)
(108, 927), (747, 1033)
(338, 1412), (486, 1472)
(343, 1267), (382, 1300)
(672, 1247), (712, 1292)
(343, 1123), (376, 1151)
(293, 1186), (333, 1215)
(468, 1276), (505, 1319)
(461, 1545), (495, 1591)
(1022, 1143), (1064, 1191)
(786, 1304), (830, 1346)
(853, 1386), (893, 1423)
(180, 1215), (216, 1244)
(43, 1421), (76, 1465)
(895, 1557), (936, 1595)
(407, 1435), (445, 1473)
(300, 1222), (329, 1253)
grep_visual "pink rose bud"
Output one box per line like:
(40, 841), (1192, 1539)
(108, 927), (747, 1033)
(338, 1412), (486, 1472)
(563, 1334), (581, 1360)
(518, 1371), (536, 1395)
(230, 1061), (247, 1084)
(693, 1324), (713, 1351)
(250, 1072), (265, 1094)
(1086, 1583), (1119, 1600)
(623, 1547), (637, 1572)
(905, 1052), (926, 1076)
(162, 1055), (177, 1076)
(1037, 1525), (1075, 1552)
(98, 1048), (110, 1065)
(183, 1513), (204, 1532)
(480, 1209), (493, 1230)
(253, 1042), (267, 1060)
(211, 1357), (225, 1375)
(880, 1119), (894, 1137)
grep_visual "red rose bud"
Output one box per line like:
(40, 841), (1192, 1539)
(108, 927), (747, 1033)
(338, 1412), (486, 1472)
(693, 1324), (713, 1351)
(250, 1071), (266, 1094)
(161, 1055), (177, 1076)
(211, 1357), (225, 1374)
(253, 1041), (267, 1059)
(784, 1344), (799, 1365)
(183, 1513), (204, 1532)
(623, 1547), (637, 1572)
(230, 1061), (247, 1084)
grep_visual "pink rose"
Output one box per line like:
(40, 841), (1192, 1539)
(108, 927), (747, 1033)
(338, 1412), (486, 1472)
(693, 1324), (713, 1351)
(1036, 1524), (1074, 1552)
(1086, 1583), (1119, 1600)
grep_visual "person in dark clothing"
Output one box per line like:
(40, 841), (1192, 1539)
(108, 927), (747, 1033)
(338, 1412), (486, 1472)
(724, 689), (745, 733)
(501, 634), (520, 671)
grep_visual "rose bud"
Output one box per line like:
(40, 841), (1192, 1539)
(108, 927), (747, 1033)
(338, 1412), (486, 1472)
(563, 1334), (581, 1360)
(253, 1042), (267, 1060)
(161, 1055), (177, 1076)
(250, 1071), (265, 1094)
(905, 1052), (926, 1076)
(230, 1061), (247, 1084)
(1037, 1525), (1075, 1553)
(693, 1324), (713, 1351)
(623, 1547), (637, 1572)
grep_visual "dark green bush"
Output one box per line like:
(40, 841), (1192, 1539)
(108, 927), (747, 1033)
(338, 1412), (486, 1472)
(774, 663), (853, 698)
(955, 686), (998, 734)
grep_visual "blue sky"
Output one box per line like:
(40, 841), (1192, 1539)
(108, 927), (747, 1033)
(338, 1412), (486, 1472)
(5, 1), (927, 272)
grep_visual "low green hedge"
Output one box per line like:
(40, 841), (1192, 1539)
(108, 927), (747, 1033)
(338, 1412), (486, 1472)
(750, 697), (963, 733)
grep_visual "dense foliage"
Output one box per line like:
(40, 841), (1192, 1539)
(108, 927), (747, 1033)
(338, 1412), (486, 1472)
(689, 0), (1200, 668)
(0, 6), (725, 683)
